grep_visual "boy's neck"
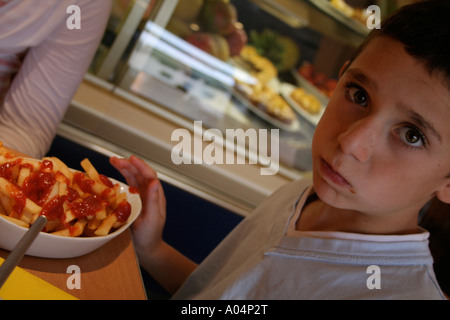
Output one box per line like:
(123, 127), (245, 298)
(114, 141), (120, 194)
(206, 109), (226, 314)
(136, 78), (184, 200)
(296, 194), (422, 236)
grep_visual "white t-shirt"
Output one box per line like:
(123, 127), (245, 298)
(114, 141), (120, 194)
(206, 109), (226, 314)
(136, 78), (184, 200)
(172, 178), (446, 300)
(0, 0), (111, 158)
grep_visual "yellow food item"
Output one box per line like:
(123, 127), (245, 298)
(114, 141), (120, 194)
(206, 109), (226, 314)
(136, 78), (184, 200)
(238, 81), (296, 124)
(290, 88), (321, 115)
(239, 46), (277, 83)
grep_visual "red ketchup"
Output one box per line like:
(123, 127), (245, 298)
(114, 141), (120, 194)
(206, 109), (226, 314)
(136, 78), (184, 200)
(113, 200), (131, 223)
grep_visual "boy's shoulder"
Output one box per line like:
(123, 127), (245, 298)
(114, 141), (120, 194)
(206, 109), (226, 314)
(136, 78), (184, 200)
(269, 177), (312, 203)
(249, 177), (312, 222)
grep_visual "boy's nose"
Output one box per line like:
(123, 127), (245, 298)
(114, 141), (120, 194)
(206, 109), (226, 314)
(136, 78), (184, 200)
(337, 117), (378, 162)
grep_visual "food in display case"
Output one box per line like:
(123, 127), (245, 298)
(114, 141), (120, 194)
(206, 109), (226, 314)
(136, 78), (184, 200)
(232, 45), (298, 129)
(235, 80), (297, 126)
(234, 46), (278, 84)
(248, 29), (301, 72)
(290, 87), (321, 115)
(198, 0), (238, 36)
(280, 83), (325, 127)
(296, 61), (337, 98)
(329, 0), (371, 26)
(169, 0), (249, 61)
(185, 32), (232, 61)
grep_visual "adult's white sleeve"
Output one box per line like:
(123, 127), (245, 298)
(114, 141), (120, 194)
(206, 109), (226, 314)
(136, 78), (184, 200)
(0, 0), (112, 158)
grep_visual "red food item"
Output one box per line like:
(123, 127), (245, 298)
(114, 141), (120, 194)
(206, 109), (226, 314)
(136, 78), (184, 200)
(199, 0), (237, 36)
(41, 195), (67, 221)
(185, 32), (230, 61)
(22, 160), (55, 206)
(186, 32), (216, 53)
(128, 186), (139, 194)
(68, 194), (105, 219)
(298, 62), (314, 81)
(113, 199), (131, 223)
(226, 26), (247, 56)
(297, 62), (337, 98)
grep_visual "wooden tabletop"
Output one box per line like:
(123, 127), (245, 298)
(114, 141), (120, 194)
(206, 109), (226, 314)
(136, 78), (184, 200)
(0, 230), (147, 300)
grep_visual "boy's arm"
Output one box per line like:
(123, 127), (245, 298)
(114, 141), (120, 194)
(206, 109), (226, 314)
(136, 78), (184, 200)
(137, 241), (198, 295)
(110, 156), (197, 294)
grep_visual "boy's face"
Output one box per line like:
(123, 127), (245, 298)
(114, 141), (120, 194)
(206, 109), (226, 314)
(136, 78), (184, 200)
(312, 36), (450, 218)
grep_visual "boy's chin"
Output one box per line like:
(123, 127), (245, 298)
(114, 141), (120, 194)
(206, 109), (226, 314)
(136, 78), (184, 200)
(312, 176), (360, 211)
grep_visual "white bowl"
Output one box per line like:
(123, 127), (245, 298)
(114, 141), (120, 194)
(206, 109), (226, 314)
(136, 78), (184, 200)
(0, 178), (141, 259)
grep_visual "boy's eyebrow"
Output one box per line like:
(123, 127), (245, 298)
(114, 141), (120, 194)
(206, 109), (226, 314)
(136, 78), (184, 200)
(346, 68), (378, 92)
(399, 103), (443, 144)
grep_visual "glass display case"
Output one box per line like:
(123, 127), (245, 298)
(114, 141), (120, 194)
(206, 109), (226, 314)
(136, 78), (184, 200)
(62, 0), (412, 213)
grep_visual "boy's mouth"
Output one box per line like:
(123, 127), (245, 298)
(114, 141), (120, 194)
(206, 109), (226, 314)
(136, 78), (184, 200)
(320, 158), (353, 191)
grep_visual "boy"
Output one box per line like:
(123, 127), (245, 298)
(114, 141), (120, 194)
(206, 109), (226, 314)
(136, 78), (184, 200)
(111, 0), (449, 299)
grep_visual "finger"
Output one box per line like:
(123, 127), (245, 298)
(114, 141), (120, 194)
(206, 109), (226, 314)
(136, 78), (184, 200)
(132, 179), (163, 231)
(110, 157), (140, 187)
(123, 156), (159, 192)
(111, 156), (157, 186)
(129, 155), (157, 180)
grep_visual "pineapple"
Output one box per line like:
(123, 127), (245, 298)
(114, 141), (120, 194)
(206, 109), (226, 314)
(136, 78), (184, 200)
(249, 29), (301, 72)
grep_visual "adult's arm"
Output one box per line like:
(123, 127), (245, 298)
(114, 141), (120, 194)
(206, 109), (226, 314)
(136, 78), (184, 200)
(0, 0), (111, 158)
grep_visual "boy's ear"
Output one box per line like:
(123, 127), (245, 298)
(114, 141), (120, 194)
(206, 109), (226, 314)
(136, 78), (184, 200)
(339, 60), (351, 79)
(436, 181), (450, 204)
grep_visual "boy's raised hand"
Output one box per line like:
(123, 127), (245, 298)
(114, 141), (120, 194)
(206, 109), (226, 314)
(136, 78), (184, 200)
(110, 155), (166, 256)
(110, 155), (197, 294)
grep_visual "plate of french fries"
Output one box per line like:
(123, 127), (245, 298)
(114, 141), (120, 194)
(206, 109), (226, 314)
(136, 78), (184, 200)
(0, 145), (141, 258)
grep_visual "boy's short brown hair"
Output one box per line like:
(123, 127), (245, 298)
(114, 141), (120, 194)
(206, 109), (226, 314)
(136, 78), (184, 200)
(347, 0), (450, 89)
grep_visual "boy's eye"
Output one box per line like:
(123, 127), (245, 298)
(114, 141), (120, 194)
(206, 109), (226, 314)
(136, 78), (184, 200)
(345, 84), (368, 107)
(397, 126), (426, 148)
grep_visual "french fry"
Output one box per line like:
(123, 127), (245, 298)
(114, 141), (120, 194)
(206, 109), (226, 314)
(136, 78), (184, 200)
(0, 213), (29, 228)
(81, 158), (99, 181)
(51, 219), (87, 237)
(87, 217), (102, 230)
(0, 193), (13, 215)
(95, 207), (107, 220)
(43, 156), (73, 181)
(0, 177), (21, 218)
(20, 198), (42, 225)
(63, 209), (77, 224)
(57, 176), (68, 196)
(45, 219), (60, 232)
(94, 213), (118, 236)
(0, 176), (20, 197)
(18, 158), (41, 169)
(112, 220), (126, 229)
(0, 201), (6, 215)
(17, 166), (31, 186)
(46, 181), (60, 203)
(72, 219), (88, 237)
